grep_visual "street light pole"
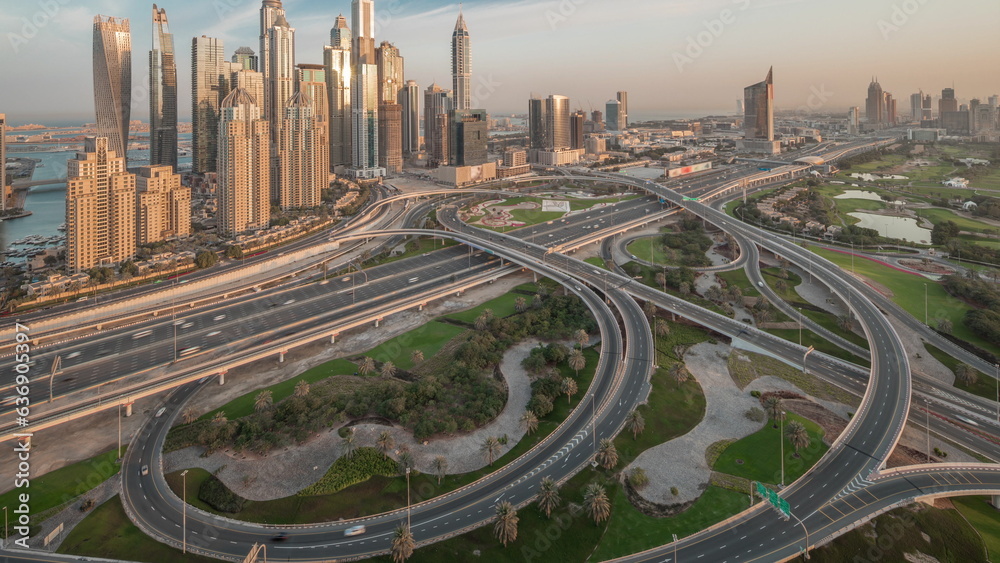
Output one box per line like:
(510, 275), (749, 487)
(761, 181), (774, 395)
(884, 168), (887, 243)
(181, 469), (189, 554)
(924, 284), (928, 326)
(793, 513), (811, 560)
(591, 393), (597, 456)
(406, 467), (412, 530)
(3, 506), (7, 549)
(780, 411), (786, 487)
(673, 533), (679, 563)
(925, 400), (931, 463)
(798, 308), (803, 347)
(118, 401), (122, 459)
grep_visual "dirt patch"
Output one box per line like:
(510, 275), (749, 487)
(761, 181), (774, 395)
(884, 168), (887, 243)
(898, 259), (956, 276)
(623, 479), (698, 518)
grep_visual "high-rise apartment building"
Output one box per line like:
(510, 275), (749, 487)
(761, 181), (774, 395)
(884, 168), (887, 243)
(231, 69), (266, 118)
(149, 5), (177, 169)
(616, 91), (629, 129)
(0, 113), (10, 211)
(452, 8), (471, 111)
(376, 41), (404, 104)
(606, 99), (622, 132)
(297, 64), (329, 126)
(940, 88), (958, 116)
(744, 67), (774, 140)
(259, 0), (285, 121)
(93, 15), (131, 161)
(401, 80), (420, 154)
(66, 137), (136, 272)
(378, 103), (403, 174)
(425, 84), (453, 167)
(922, 94), (933, 120)
(232, 46), (258, 71)
(546, 95), (570, 150)
(218, 88), (271, 236)
(529, 97), (547, 150)
(866, 78), (884, 126)
(350, 0), (383, 179)
(884, 92), (897, 126)
(847, 107), (860, 135)
(136, 165), (190, 244)
(352, 0), (376, 66)
(278, 92), (328, 209)
(324, 14), (352, 170)
(192, 36), (227, 174)
(910, 92), (923, 122)
(591, 110), (603, 126)
(267, 13), (296, 141)
(570, 110), (586, 150)
(450, 109), (488, 166)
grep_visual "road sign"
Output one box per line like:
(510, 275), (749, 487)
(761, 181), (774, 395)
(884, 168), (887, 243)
(683, 196), (699, 201)
(754, 482), (791, 519)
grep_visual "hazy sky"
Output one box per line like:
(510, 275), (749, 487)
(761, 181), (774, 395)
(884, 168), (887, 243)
(1, 0), (998, 124)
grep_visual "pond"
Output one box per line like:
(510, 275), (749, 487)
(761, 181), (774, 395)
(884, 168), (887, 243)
(848, 212), (932, 245)
(835, 190), (884, 202)
(848, 173), (909, 181)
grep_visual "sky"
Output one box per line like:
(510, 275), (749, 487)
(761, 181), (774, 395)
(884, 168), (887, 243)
(1, 0), (998, 125)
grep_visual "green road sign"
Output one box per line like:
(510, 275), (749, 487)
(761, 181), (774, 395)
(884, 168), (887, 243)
(754, 483), (791, 518)
(682, 196), (699, 201)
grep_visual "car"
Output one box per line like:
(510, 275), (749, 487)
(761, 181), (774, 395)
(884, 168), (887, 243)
(77, 297), (88, 302)
(155, 407), (166, 417)
(1, 396), (17, 407)
(271, 532), (288, 542)
(66, 351), (82, 359)
(206, 331), (221, 337)
(757, 281), (764, 287)
(408, 277), (419, 283)
(178, 346), (201, 357)
(140, 465), (149, 476)
(132, 330), (152, 339)
(173, 320), (185, 326)
(181, 322), (194, 329)
(342, 276), (351, 282)
(344, 525), (366, 537)
(956, 415), (980, 427)
(283, 299), (296, 305)
(213, 315), (226, 321)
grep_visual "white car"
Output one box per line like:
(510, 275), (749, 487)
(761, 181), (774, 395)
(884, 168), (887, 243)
(344, 525), (366, 537)
(66, 351), (82, 359)
(213, 315), (226, 321)
(283, 299), (296, 305)
(206, 331), (221, 338)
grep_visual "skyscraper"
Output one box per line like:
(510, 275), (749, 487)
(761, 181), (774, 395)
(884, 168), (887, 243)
(66, 137), (136, 272)
(136, 165), (190, 244)
(847, 107), (860, 135)
(218, 88), (270, 236)
(450, 109), (488, 166)
(744, 67), (774, 140)
(350, 0), (383, 179)
(149, 5), (177, 169)
(376, 41), (404, 104)
(939, 87), (958, 115)
(267, 13), (296, 142)
(279, 91), (328, 209)
(259, 0), (286, 121)
(884, 92), (897, 126)
(606, 99), (622, 131)
(192, 36), (226, 174)
(922, 94), (933, 120)
(231, 69), (266, 120)
(0, 113), (10, 211)
(376, 42), (403, 173)
(529, 97), (548, 150)
(401, 80), (420, 154)
(452, 8), (471, 111)
(425, 84), (453, 167)
(298, 64), (329, 126)
(352, 0), (376, 66)
(616, 91), (629, 130)
(325, 15), (352, 170)
(232, 46), (258, 71)
(546, 95), (570, 150)
(570, 110), (586, 150)
(866, 78), (884, 126)
(910, 92), (923, 122)
(93, 15), (132, 161)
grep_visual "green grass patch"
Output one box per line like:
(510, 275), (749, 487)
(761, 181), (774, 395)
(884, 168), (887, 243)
(584, 256), (610, 270)
(718, 268), (761, 298)
(727, 350), (857, 405)
(0, 447), (123, 528)
(445, 293), (523, 324)
(365, 237), (459, 267)
(953, 496), (1000, 561)
(627, 236), (675, 266)
(592, 486), (751, 561)
(916, 208), (998, 234)
(57, 495), (219, 563)
(713, 412), (828, 486)
(364, 321), (467, 370)
(923, 343), (998, 400)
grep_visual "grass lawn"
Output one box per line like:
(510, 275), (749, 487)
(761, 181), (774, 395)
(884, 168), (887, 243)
(916, 208), (998, 234)
(923, 343), (998, 400)
(364, 237), (459, 267)
(445, 293), (523, 324)
(833, 198), (889, 223)
(807, 245), (1000, 357)
(953, 496), (1000, 561)
(585, 256), (610, 270)
(363, 321), (467, 370)
(717, 268), (761, 298)
(57, 495), (219, 563)
(727, 351), (857, 405)
(713, 413), (828, 486)
(0, 448), (123, 528)
(592, 486), (751, 561)
(627, 236), (676, 266)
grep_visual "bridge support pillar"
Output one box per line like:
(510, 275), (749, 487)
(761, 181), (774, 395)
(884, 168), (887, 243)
(96, 324), (102, 331)
(330, 333), (337, 344)
(279, 351), (285, 363)
(219, 372), (226, 385)
(533, 272), (538, 283)
(125, 403), (133, 417)
(992, 495), (1000, 510)
(418, 303), (425, 311)
(375, 318), (381, 328)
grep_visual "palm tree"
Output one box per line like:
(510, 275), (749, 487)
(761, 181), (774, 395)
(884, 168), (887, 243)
(514, 296), (527, 313)
(536, 477), (561, 518)
(520, 410), (539, 435)
(212, 411), (227, 425)
(254, 390), (273, 412)
(654, 318), (670, 338)
(381, 361), (397, 378)
(627, 410), (645, 439)
(359, 356), (376, 375)
(294, 380), (310, 398)
(574, 329), (589, 349)
(397, 451), (415, 474)
(390, 524), (415, 562)
(561, 377), (579, 405)
(669, 363), (688, 388)
(785, 420), (810, 457)
(181, 408), (197, 425)
(596, 438), (619, 470)
(584, 483), (611, 525)
(728, 285), (743, 303)
(673, 344), (687, 361)
(763, 396), (784, 426)
(481, 436), (502, 466)
(532, 294), (544, 309)
(643, 300), (657, 322)
(377, 431), (395, 455)
(475, 309), (495, 331)
(342, 428), (356, 459)
(493, 501), (519, 547)
(956, 363), (979, 386)
(655, 272), (667, 292)
(432, 456), (449, 485)
(568, 349), (586, 377)
(410, 349), (424, 364)
(679, 282), (691, 296)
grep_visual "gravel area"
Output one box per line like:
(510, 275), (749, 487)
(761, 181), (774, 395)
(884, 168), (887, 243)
(163, 337), (542, 500)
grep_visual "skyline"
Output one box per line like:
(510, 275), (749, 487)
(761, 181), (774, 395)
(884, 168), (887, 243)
(1, 0), (999, 125)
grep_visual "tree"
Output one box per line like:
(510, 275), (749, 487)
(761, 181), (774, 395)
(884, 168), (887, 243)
(181, 408), (197, 425)
(342, 428), (356, 459)
(627, 410), (645, 439)
(380, 361), (397, 378)
(655, 272), (667, 292)
(628, 467), (650, 490)
(432, 456), (449, 485)
(359, 356), (376, 375)
(536, 477), (561, 518)
(785, 420), (810, 456)
(568, 348), (586, 377)
(514, 296), (527, 313)
(520, 410), (539, 435)
(410, 350), (424, 364)
(936, 318), (953, 334)
(669, 363), (689, 388)
(391, 525), (415, 562)
(195, 250), (218, 269)
(775, 280), (788, 293)
(654, 318), (670, 338)
(728, 285), (744, 303)
(837, 315), (855, 333)
(596, 438), (618, 470)
(475, 309), (495, 331)
(397, 450), (415, 474)
(584, 483), (611, 525)
(254, 390), (273, 412)
(118, 260), (138, 277)
(225, 245), (244, 259)
(561, 377), (578, 405)
(763, 395), (784, 426)
(377, 431), (395, 455)
(294, 380), (310, 397)
(494, 501), (519, 547)
(679, 282), (691, 296)
(955, 363), (979, 386)
(643, 300), (657, 322)
(212, 412), (227, 425)
(574, 329), (589, 349)
(482, 436), (502, 466)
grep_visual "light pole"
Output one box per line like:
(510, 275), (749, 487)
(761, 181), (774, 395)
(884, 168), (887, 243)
(673, 533), (679, 563)
(3, 505), (7, 549)
(798, 308), (803, 347)
(117, 401), (122, 460)
(779, 411), (786, 487)
(406, 467), (412, 530)
(591, 393), (597, 457)
(924, 284), (928, 326)
(924, 400), (930, 463)
(793, 513), (811, 560)
(996, 364), (999, 423)
(181, 469), (189, 554)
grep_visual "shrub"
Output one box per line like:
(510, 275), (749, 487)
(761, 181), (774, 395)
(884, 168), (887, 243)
(198, 475), (248, 513)
(750, 390), (762, 398)
(670, 486), (679, 496)
(744, 407), (766, 423)
(299, 448), (399, 496)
